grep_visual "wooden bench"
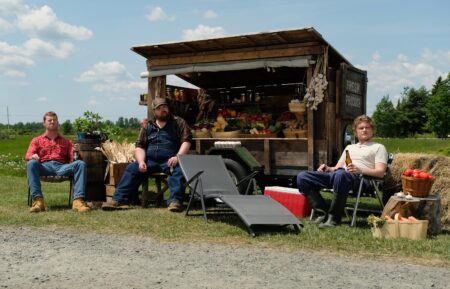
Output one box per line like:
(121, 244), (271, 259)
(141, 172), (169, 207)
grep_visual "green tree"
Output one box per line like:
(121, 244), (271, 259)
(60, 120), (73, 135)
(372, 95), (399, 137)
(431, 76), (443, 95)
(426, 74), (450, 138)
(396, 86), (430, 136)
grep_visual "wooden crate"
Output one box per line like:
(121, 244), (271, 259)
(105, 184), (116, 197)
(108, 162), (130, 185)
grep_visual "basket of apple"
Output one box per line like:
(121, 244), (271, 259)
(401, 168), (435, 197)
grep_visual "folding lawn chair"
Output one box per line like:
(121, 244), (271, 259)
(27, 176), (73, 207)
(178, 154), (302, 237)
(314, 153), (395, 227)
(344, 153), (395, 226)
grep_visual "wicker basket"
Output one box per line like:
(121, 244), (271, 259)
(211, 130), (240, 138)
(288, 102), (306, 114)
(401, 175), (435, 197)
(283, 129), (307, 138)
(192, 130), (211, 138)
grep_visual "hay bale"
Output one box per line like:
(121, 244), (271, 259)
(383, 153), (450, 227)
(100, 140), (136, 163)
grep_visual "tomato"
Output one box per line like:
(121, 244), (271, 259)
(412, 169), (421, 174)
(403, 168), (414, 176)
(418, 172), (428, 179)
(412, 173), (421, 178)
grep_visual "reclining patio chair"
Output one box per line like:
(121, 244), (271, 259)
(178, 154), (302, 237)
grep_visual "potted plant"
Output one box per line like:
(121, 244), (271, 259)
(74, 111), (110, 141)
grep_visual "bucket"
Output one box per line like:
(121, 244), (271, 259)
(76, 139), (106, 201)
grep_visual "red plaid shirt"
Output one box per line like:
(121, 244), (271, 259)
(25, 133), (74, 163)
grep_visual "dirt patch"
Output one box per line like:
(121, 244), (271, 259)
(1, 227), (450, 289)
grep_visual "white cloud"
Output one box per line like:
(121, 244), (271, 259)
(16, 5), (92, 40)
(182, 24), (226, 41)
(0, 2), (92, 77)
(397, 53), (408, 62)
(203, 10), (218, 19)
(358, 49), (448, 94)
(23, 38), (73, 58)
(36, 97), (48, 102)
(0, 53), (34, 67)
(92, 81), (146, 93)
(76, 61), (146, 93)
(76, 61), (129, 83)
(88, 96), (100, 105)
(372, 51), (381, 61)
(0, 0), (24, 15)
(421, 48), (450, 65)
(0, 41), (22, 54)
(358, 49), (450, 115)
(0, 17), (13, 32)
(0, 37), (73, 76)
(4, 69), (25, 77)
(146, 6), (175, 22)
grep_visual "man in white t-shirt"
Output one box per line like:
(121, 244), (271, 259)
(297, 115), (388, 228)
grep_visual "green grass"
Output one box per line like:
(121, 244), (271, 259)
(1, 175), (449, 265)
(1, 135), (450, 265)
(374, 137), (450, 156)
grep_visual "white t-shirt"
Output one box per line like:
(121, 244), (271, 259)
(338, 142), (388, 170)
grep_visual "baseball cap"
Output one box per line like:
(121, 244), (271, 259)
(152, 98), (168, 109)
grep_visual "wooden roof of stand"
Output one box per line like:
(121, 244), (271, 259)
(132, 27), (349, 65)
(131, 27), (351, 88)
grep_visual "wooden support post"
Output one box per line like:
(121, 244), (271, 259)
(326, 67), (336, 164)
(306, 66), (314, 170)
(263, 139), (271, 175)
(147, 76), (167, 120)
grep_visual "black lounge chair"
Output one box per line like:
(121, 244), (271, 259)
(178, 154), (302, 237)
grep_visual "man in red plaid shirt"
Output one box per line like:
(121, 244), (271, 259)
(25, 111), (90, 213)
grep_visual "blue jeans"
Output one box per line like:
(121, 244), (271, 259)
(296, 168), (370, 216)
(113, 160), (185, 205)
(26, 160), (87, 200)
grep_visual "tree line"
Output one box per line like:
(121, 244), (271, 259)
(0, 116), (141, 137)
(372, 73), (449, 138)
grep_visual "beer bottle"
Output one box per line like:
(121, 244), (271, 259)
(345, 150), (352, 166)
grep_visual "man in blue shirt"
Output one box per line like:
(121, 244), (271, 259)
(102, 98), (192, 212)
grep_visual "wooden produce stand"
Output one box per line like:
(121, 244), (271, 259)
(131, 27), (367, 185)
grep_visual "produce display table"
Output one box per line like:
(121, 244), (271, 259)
(382, 194), (441, 235)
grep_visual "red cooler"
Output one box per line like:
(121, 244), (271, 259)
(264, 186), (311, 218)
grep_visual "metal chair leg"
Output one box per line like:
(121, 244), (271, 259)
(351, 178), (365, 227)
(68, 179), (73, 206)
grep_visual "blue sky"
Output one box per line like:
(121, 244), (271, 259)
(1, 0), (449, 124)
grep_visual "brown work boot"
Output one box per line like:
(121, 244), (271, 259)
(167, 200), (183, 212)
(29, 197), (45, 213)
(72, 198), (91, 213)
(101, 199), (130, 211)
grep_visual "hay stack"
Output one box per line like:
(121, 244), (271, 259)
(100, 140), (135, 163)
(384, 153), (450, 227)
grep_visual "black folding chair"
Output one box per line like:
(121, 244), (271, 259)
(345, 153), (395, 226)
(178, 154), (302, 237)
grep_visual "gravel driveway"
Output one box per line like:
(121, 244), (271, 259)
(1, 227), (449, 289)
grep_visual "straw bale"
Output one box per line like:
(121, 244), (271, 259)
(383, 153), (450, 227)
(100, 140), (136, 163)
